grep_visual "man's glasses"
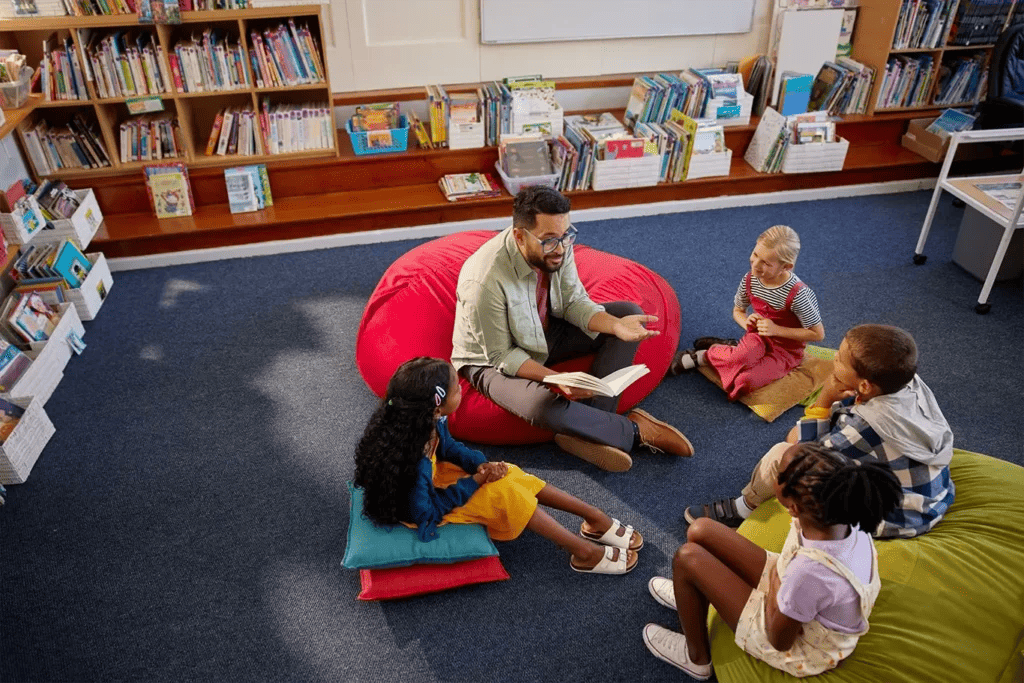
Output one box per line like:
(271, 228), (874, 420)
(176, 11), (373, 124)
(523, 225), (578, 254)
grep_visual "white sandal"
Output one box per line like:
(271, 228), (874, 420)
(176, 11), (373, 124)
(570, 545), (637, 575)
(580, 518), (644, 551)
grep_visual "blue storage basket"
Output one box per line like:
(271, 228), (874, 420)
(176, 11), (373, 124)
(346, 115), (410, 155)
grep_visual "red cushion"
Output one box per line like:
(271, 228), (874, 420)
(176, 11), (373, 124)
(357, 555), (510, 600)
(356, 230), (681, 445)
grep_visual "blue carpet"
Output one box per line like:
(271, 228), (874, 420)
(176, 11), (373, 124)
(0, 189), (1020, 682)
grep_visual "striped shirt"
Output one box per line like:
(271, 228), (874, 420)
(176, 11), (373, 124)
(734, 273), (822, 328)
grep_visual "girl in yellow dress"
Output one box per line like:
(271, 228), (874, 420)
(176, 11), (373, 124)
(354, 356), (643, 574)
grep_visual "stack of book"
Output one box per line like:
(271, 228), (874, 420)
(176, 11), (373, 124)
(351, 102), (401, 133)
(262, 100), (333, 153)
(933, 53), (988, 105)
(407, 110), (432, 150)
(84, 30), (172, 97)
(635, 112), (696, 183)
(562, 112), (629, 191)
(33, 180), (81, 221)
(808, 60), (875, 115)
(892, 0), (957, 49)
(744, 107), (790, 174)
(676, 69), (711, 118)
(224, 164), (272, 214)
(206, 106), (264, 156)
(144, 162), (195, 218)
(169, 30), (250, 93)
(425, 84), (449, 148)
(9, 238), (92, 292)
(120, 115), (184, 162)
(875, 55), (935, 109)
(508, 78), (563, 137)
(481, 80), (513, 146)
(791, 111), (837, 144)
(743, 55), (774, 116)
(40, 34), (89, 101)
(947, 0), (1015, 45)
(438, 173), (502, 202)
(247, 20), (325, 88)
(60, 0), (136, 15)
(623, 74), (689, 128)
(448, 91), (484, 150)
(20, 115), (112, 175)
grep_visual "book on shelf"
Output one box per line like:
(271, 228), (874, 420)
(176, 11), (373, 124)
(0, 396), (25, 443)
(425, 84), (449, 147)
(407, 110), (433, 150)
(499, 137), (554, 177)
(933, 52), (987, 106)
(351, 102), (401, 132)
(876, 54), (935, 109)
(836, 8), (857, 56)
(119, 115), (183, 163)
(224, 164), (272, 214)
(144, 162), (194, 218)
(33, 180), (81, 219)
(170, 29), (251, 94)
(636, 108), (698, 182)
(20, 114), (112, 176)
(6, 292), (59, 343)
(40, 33), (89, 101)
(777, 71), (813, 116)
(259, 100), (332, 154)
(925, 108), (976, 137)
(542, 364), (650, 398)
(0, 340), (31, 393)
(438, 173), (502, 202)
(947, 0), (1015, 46)
(744, 106), (789, 173)
(51, 239), (92, 288)
(739, 54), (774, 116)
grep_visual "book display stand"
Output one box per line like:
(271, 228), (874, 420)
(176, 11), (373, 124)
(0, 5), (335, 180)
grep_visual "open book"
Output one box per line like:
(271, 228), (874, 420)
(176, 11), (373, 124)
(543, 364), (650, 398)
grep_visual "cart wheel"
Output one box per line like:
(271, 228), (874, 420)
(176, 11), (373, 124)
(952, 198), (965, 208)
(913, 254), (927, 265)
(974, 303), (991, 315)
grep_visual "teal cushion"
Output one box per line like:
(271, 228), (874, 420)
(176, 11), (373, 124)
(341, 482), (499, 569)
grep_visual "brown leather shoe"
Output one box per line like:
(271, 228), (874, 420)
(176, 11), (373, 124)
(554, 434), (632, 472)
(627, 409), (695, 457)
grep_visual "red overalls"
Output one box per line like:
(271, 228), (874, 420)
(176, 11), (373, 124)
(706, 272), (808, 400)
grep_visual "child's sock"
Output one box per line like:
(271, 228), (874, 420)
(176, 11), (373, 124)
(677, 349), (707, 371)
(734, 496), (754, 519)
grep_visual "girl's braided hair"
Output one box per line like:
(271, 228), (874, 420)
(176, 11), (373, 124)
(353, 357), (451, 526)
(777, 443), (903, 533)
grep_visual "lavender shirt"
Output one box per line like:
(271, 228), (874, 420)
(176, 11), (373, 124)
(775, 525), (874, 633)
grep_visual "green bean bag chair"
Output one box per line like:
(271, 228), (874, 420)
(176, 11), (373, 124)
(708, 449), (1024, 682)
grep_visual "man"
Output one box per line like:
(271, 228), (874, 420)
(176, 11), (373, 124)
(451, 186), (693, 472)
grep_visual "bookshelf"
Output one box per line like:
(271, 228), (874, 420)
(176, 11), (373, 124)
(852, 0), (1017, 114)
(0, 5), (336, 180)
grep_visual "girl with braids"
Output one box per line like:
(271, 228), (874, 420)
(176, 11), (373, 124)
(354, 356), (644, 575)
(642, 443), (902, 679)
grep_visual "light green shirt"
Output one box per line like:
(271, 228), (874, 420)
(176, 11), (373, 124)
(451, 226), (604, 375)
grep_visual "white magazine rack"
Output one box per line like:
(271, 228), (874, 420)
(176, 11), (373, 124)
(0, 398), (56, 485)
(592, 155), (663, 191)
(65, 253), (114, 321)
(781, 137), (850, 173)
(687, 149), (733, 179)
(4, 303), (85, 407)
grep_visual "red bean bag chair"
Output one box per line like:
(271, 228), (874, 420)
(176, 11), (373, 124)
(356, 230), (681, 445)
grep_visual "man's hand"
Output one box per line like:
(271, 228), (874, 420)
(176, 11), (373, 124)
(612, 314), (659, 342)
(557, 385), (595, 401)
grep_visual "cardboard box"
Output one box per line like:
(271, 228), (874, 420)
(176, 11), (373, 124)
(902, 118), (948, 164)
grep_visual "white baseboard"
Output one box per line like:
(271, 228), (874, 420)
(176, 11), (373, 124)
(108, 178), (936, 272)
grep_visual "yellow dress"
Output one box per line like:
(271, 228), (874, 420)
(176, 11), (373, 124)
(431, 453), (547, 541)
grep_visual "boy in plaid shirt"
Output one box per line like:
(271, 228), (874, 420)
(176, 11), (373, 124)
(686, 324), (955, 539)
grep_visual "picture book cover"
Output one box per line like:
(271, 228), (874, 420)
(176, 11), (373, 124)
(224, 167), (259, 214)
(8, 293), (58, 343)
(52, 240), (92, 289)
(0, 396), (25, 443)
(604, 138), (646, 160)
(144, 163), (193, 218)
(0, 339), (30, 393)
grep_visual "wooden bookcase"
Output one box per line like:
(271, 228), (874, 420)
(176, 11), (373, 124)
(0, 5), (336, 180)
(852, 0), (1018, 114)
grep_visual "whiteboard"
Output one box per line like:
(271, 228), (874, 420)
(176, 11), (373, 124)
(480, 0), (757, 44)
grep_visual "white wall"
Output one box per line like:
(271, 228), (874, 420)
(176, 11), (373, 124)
(324, 0), (775, 92)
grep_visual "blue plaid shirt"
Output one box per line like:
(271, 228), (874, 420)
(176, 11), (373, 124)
(798, 397), (955, 539)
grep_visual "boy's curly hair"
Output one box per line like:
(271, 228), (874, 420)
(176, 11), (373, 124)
(353, 357), (452, 526)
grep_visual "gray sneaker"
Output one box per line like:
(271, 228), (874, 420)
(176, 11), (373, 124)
(648, 576), (677, 610)
(642, 624), (713, 681)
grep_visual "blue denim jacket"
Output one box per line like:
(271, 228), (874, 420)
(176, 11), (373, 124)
(408, 417), (487, 542)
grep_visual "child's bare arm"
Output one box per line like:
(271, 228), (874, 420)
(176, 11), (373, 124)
(765, 566), (804, 651)
(753, 320), (825, 341)
(732, 306), (751, 329)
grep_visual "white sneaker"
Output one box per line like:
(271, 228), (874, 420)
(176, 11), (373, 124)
(642, 624), (713, 681)
(648, 576), (677, 610)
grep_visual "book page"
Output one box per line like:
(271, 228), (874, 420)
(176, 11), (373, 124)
(601, 364), (650, 395)
(542, 371), (607, 394)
